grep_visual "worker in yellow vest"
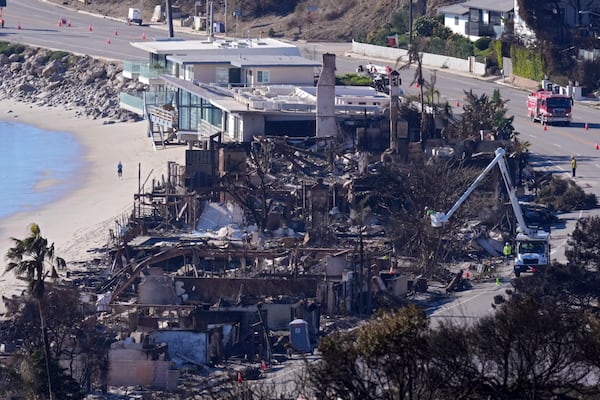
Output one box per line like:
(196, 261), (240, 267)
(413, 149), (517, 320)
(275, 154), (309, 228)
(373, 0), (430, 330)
(503, 242), (512, 264)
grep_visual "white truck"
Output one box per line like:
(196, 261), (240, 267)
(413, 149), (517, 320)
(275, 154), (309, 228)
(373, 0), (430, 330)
(430, 147), (550, 277)
(128, 8), (143, 26)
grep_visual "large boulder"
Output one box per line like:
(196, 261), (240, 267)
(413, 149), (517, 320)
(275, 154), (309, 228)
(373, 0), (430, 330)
(10, 62), (22, 73)
(17, 82), (36, 93)
(42, 60), (62, 78)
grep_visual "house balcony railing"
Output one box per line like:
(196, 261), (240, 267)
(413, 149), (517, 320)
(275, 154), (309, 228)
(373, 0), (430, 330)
(139, 64), (171, 84)
(122, 60), (143, 80)
(122, 61), (171, 84)
(119, 90), (177, 116)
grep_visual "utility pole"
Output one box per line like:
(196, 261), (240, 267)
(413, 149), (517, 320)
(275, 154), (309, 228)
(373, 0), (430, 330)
(408, 0), (413, 46)
(224, 0), (228, 36)
(166, 0), (174, 38)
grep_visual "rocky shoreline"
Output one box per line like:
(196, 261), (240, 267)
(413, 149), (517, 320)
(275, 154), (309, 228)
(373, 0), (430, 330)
(0, 45), (143, 121)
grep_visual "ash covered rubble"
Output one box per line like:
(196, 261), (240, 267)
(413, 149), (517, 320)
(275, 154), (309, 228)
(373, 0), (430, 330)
(0, 133), (556, 397)
(0, 53), (558, 396)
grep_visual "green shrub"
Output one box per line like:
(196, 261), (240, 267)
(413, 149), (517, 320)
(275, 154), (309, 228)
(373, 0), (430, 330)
(0, 42), (25, 57)
(414, 15), (442, 37)
(494, 40), (503, 68)
(448, 35), (474, 59)
(510, 45), (544, 81)
(49, 51), (70, 62)
(474, 37), (491, 51)
(336, 73), (373, 86)
(429, 37), (446, 55)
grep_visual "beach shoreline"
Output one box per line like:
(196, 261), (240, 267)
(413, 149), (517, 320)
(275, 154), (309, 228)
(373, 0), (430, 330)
(0, 100), (185, 309)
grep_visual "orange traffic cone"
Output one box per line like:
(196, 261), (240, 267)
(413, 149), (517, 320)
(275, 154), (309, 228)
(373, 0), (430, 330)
(261, 360), (267, 370)
(544, 123), (547, 131)
(114, 30), (118, 36)
(89, 25), (93, 32)
(596, 143), (599, 150)
(141, 32), (147, 40)
(107, 37), (111, 45)
(415, 82), (419, 88)
(456, 100), (460, 107)
(585, 122), (589, 130)
(57, 19), (62, 27)
(237, 371), (243, 383)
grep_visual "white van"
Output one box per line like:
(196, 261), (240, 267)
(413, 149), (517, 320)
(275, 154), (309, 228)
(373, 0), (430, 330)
(128, 8), (143, 25)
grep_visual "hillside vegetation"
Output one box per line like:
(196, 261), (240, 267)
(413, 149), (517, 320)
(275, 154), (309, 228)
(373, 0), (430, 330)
(55, 0), (457, 41)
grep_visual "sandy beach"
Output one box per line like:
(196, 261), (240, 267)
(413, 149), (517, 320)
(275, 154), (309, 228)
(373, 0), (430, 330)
(0, 100), (185, 307)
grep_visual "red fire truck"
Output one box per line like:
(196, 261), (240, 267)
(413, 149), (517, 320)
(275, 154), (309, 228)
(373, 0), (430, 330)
(527, 90), (573, 126)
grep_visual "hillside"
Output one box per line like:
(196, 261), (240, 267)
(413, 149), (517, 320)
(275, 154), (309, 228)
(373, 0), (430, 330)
(52, 0), (456, 42)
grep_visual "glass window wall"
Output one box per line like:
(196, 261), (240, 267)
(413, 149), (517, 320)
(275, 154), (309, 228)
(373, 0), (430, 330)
(178, 90), (223, 132)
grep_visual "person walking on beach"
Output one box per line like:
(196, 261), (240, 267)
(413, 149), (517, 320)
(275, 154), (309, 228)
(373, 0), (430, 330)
(571, 156), (577, 177)
(117, 161), (123, 179)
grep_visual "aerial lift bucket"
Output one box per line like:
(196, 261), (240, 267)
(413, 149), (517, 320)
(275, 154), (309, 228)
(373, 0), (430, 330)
(430, 212), (445, 228)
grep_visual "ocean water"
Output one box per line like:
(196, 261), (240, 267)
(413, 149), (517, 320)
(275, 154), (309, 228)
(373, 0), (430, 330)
(0, 120), (82, 221)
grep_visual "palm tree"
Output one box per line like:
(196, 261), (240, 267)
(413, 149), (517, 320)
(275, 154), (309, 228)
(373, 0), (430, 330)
(5, 223), (65, 400)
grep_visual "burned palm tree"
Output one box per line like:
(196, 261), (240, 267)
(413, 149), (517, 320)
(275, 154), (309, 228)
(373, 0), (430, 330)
(398, 43), (426, 144)
(4, 223), (66, 400)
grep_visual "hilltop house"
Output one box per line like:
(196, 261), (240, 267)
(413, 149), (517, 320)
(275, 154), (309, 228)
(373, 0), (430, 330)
(438, 0), (513, 41)
(438, 0), (600, 45)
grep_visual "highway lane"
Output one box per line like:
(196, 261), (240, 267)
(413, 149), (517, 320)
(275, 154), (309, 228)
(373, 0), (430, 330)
(0, 0), (201, 60)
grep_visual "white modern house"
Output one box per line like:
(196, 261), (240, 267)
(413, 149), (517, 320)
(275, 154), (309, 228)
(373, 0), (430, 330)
(119, 37), (392, 148)
(438, 0), (513, 41)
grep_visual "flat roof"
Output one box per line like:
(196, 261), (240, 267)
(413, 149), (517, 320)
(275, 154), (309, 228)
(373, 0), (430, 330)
(131, 37), (298, 55)
(160, 74), (249, 112)
(166, 54), (320, 67)
(300, 86), (388, 98)
(438, 0), (512, 14)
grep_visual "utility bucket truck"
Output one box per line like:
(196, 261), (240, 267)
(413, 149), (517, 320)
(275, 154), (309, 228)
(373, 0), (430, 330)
(430, 148), (550, 277)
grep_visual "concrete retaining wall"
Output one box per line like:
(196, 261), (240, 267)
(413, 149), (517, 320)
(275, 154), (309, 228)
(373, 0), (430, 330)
(351, 41), (486, 76)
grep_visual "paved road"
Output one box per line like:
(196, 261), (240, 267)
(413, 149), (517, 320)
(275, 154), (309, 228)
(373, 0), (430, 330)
(0, 0), (201, 60)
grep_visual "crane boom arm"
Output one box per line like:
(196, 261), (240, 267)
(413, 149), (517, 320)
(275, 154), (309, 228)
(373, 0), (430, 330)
(431, 148), (529, 234)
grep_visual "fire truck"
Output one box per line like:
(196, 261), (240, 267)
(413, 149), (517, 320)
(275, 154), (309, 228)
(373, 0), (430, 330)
(527, 89), (573, 126)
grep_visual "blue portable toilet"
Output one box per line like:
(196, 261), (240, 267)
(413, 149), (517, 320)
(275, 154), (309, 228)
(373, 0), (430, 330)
(289, 319), (311, 353)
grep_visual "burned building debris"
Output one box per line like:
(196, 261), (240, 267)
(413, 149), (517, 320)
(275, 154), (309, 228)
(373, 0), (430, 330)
(0, 53), (561, 398)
